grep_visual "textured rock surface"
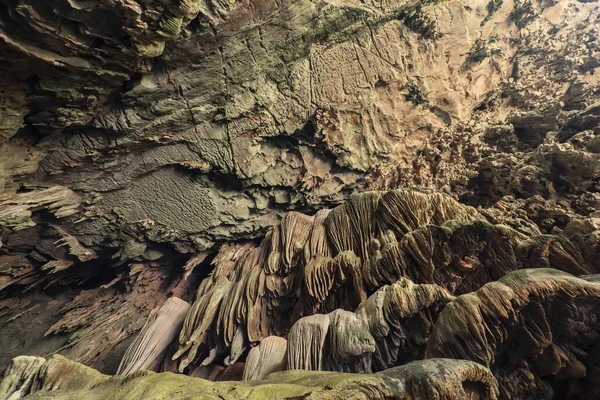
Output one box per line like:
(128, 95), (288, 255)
(169, 189), (597, 375)
(1, 355), (498, 400)
(116, 297), (190, 375)
(356, 277), (455, 371)
(242, 336), (287, 380)
(427, 268), (600, 399)
(1, 0), (600, 398)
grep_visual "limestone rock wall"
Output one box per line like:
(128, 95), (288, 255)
(1, 0), (600, 396)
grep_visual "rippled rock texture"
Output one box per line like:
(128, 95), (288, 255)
(2, 189), (600, 399)
(1, 0), (600, 398)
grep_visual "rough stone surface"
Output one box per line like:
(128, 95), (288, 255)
(427, 268), (600, 399)
(116, 297), (191, 375)
(1, 0), (600, 398)
(0, 355), (498, 400)
(170, 189), (597, 375)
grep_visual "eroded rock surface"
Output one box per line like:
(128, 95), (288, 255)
(171, 189), (597, 374)
(0, 355), (498, 400)
(1, 0), (600, 398)
(427, 269), (600, 399)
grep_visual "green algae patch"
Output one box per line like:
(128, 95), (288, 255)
(264, 370), (389, 398)
(24, 369), (316, 400)
(21, 367), (383, 399)
(36, 355), (110, 392)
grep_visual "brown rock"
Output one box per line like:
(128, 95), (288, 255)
(117, 297), (190, 375)
(426, 268), (600, 399)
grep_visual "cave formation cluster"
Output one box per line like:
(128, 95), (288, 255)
(1, 0), (600, 399)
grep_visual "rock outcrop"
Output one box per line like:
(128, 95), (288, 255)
(170, 189), (597, 373)
(1, 0), (600, 398)
(1, 355), (499, 400)
(242, 336), (287, 381)
(2, 184), (600, 399)
(427, 268), (600, 399)
(116, 297), (190, 375)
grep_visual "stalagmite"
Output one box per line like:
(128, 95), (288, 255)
(3, 184), (600, 399)
(243, 336), (287, 380)
(117, 297), (190, 375)
(356, 278), (455, 371)
(286, 314), (330, 371)
(171, 189), (599, 370)
(324, 309), (375, 373)
(286, 309), (375, 373)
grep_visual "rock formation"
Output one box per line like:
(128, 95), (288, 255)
(356, 277), (455, 371)
(116, 297), (190, 375)
(286, 309), (376, 374)
(1, 355), (499, 400)
(242, 336), (287, 381)
(427, 268), (600, 399)
(2, 0), (600, 398)
(168, 189), (597, 374)
(5, 187), (599, 398)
